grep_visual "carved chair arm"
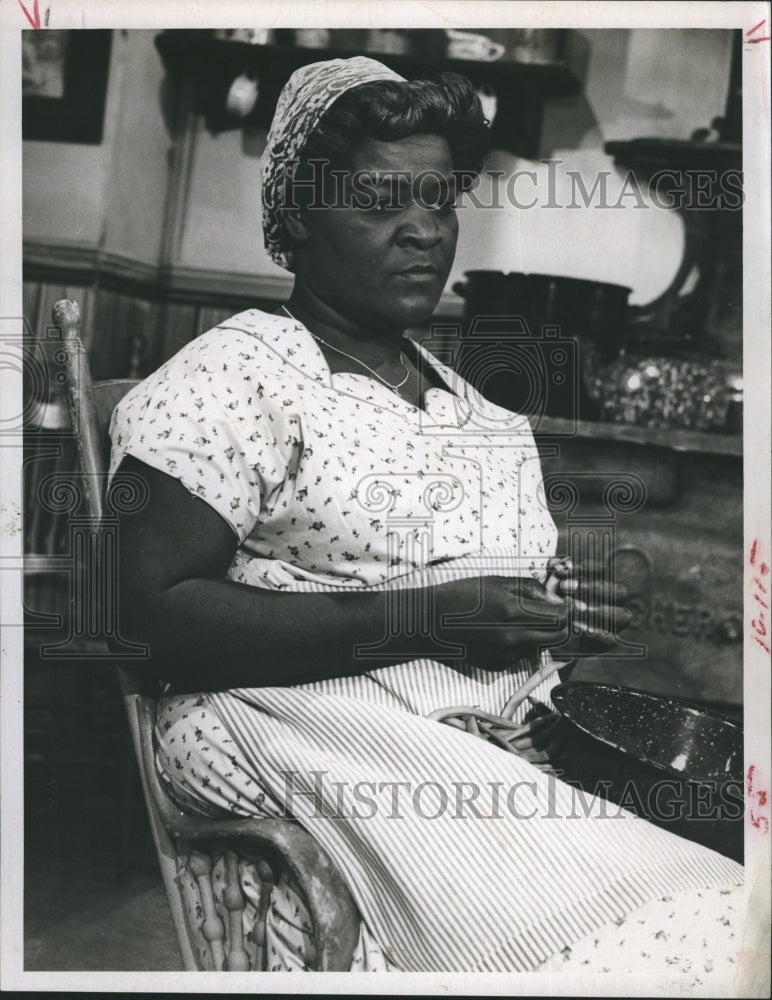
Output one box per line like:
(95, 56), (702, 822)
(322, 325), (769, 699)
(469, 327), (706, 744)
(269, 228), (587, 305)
(129, 693), (360, 971)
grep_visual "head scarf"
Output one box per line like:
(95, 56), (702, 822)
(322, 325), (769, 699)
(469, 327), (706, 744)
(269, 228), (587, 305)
(262, 56), (405, 272)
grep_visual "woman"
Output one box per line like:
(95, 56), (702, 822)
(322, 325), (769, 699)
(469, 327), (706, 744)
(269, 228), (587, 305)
(109, 57), (742, 975)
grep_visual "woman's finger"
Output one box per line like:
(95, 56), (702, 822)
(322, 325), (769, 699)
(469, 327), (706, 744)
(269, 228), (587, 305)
(577, 628), (624, 652)
(574, 559), (609, 578)
(570, 603), (634, 633)
(574, 581), (628, 605)
(547, 556), (573, 578)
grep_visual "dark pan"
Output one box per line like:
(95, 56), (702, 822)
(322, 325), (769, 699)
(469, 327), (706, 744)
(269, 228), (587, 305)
(550, 682), (743, 862)
(550, 682), (743, 784)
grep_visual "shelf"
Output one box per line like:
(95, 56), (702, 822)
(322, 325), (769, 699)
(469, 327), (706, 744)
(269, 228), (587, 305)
(155, 30), (583, 158)
(156, 32), (582, 98)
(533, 415), (742, 457)
(604, 138), (742, 171)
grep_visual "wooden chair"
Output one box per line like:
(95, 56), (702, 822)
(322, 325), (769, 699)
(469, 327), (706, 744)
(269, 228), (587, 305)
(53, 299), (360, 972)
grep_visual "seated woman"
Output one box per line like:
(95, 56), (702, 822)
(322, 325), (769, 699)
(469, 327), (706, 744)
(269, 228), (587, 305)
(109, 57), (743, 976)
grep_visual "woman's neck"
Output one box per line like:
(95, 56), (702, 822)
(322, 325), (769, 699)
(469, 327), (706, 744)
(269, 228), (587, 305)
(285, 282), (405, 365)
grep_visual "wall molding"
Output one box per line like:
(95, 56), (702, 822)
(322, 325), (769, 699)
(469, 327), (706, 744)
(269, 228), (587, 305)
(23, 238), (159, 294)
(157, 262), (293, 305)
(23, 239), (101, 280)
(23, 237), (464, 315)
(22, 238), (289, 305)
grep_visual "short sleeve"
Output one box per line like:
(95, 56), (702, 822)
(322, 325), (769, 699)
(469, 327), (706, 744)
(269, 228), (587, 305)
(108, 330), (296, 544)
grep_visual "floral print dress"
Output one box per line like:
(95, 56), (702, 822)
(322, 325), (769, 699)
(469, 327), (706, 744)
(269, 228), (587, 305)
(109, 309), (743, 976)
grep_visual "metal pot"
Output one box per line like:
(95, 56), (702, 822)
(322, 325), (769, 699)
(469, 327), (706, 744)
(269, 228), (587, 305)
(452, 271), (631, 360)
(451, 270), (630, 419)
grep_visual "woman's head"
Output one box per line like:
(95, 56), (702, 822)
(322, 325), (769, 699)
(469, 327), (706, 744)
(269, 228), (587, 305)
(262, 57), (490, 330)
(295, 72), (490, 193)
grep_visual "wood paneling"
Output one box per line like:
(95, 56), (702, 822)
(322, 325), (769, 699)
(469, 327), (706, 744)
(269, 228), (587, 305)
(90, 290), (153, 380)
(150, 301), (197, 372)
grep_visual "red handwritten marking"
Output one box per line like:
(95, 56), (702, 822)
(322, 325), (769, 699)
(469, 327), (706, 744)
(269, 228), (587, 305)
(746, 19), (770, 43)
(749, 540), (769, 573)
(18, 0), (41, 29)
(747, 765), (771, 833)
(749, 541), (771, 654)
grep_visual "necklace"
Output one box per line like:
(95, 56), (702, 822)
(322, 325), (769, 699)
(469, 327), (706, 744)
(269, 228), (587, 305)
(282, 306), (410, 392)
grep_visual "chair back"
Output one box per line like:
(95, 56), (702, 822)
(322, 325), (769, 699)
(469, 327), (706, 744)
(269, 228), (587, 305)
(55, 300), (145, 703)
(53, 299), (204, 966)
(51, 299), (359, 971)
(54, 299), (139, 523)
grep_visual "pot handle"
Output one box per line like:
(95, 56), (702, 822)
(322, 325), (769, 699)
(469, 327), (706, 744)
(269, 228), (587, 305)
(451, 281), (468, 298)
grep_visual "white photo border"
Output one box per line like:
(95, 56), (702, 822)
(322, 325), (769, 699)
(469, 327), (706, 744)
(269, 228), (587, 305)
(1, 1), (769, 995)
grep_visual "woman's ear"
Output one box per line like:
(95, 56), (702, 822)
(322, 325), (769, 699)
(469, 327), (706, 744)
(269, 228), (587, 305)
(281, 208), (311, 246)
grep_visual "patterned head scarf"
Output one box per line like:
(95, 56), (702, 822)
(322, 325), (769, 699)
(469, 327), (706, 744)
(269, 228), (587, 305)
(262, 56), (405, 272)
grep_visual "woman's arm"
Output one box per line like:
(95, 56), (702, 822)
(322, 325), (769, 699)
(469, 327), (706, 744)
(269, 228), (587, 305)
(110, 457), (619, 692)
(111, 456), (437, 690)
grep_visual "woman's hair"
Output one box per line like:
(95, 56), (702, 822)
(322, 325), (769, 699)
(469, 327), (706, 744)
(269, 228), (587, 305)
(298, 72), (491, 184)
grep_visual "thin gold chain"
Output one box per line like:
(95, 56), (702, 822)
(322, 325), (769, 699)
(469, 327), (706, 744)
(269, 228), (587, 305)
(281, 306), (410, 392)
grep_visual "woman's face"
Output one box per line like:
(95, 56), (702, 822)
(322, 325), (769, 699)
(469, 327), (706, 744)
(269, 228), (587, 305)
(295, 133), (459, 333)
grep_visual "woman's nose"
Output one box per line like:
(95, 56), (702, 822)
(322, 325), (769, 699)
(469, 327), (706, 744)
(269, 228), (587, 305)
(396, 205), (443, 248)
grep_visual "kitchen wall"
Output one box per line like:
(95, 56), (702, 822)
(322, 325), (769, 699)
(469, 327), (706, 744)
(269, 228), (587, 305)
(21, 27), (743, 709)
(23, 29), (171, 264)
(174, 29), (735, 308)
(23, 30), (177, 378)
(454, 28), (734, 304)
(23, 28), (735, 346)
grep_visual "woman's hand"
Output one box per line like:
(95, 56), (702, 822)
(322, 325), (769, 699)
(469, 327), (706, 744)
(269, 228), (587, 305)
(542, 556), (633, 657)
(434, 569), (633, 669)
(434, 576), (573, 668)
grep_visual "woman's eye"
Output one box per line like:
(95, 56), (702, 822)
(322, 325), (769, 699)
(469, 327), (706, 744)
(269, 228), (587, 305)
(366, 194), (456, 216)
(426, 198), (457, 218)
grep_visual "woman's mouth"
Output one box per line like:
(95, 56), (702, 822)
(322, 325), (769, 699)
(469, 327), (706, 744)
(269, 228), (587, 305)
(396, 265), (440, 281)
